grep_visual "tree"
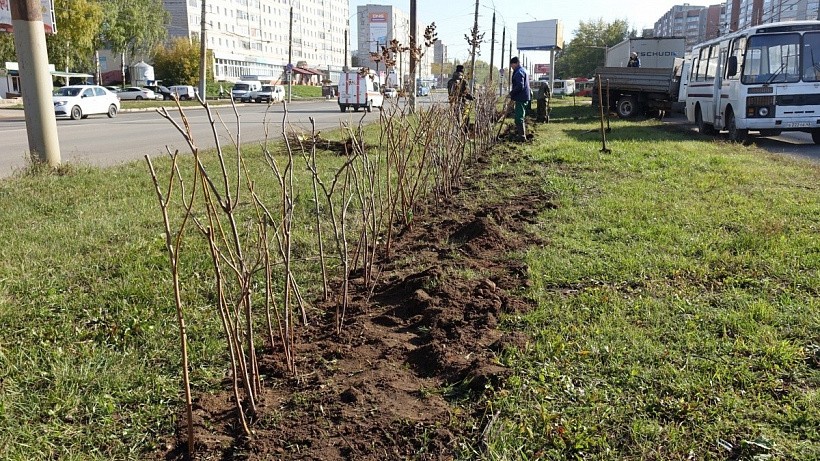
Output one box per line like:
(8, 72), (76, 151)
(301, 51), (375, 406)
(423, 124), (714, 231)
(153, 37), (210, 85)
(0, 33), (14, 65)
(46, 0), (105, 72)
(100, 0), (169, 63)
(556, 18), (631, 78)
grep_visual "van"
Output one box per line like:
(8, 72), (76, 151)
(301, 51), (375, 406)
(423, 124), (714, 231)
(231, 80), (262, 102)
(169, 85), (197, 101)
(250, 84), (285, 103)
(338, 71), (383, 112)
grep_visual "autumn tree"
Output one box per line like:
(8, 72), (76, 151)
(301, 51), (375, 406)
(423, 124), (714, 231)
(556, 18), (633, 78)
(153, 37), (210, 85)
(46, 0), (104, 72)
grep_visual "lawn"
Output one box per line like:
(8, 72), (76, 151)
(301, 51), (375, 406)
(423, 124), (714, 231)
(0, 100), (817, 460)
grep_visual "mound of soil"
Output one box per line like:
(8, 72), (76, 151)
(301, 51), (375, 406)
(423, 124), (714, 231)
(161, 152), (556, 460)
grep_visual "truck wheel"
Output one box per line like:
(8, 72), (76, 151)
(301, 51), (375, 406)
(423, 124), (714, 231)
(695, 105), (716, 135)
(726, 110), (747, 143)
(354, 105), (360, 112)
(616, 95), (639, 118)
(812, 130), (820, 145)
(339, 104), (347, 112)
(366, 101), (372, 113)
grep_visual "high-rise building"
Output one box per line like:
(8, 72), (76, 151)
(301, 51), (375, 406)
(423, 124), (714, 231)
(723, 0), (820, 32)
(355, 4), (431, 87)
(163, 0), (349, 83)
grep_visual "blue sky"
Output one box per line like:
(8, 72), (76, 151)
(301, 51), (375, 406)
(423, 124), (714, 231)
(350, 0), (710, 65)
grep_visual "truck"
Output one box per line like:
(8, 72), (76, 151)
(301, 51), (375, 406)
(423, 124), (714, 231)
(594, 61), (687, 118)
(231, 80), (262, 102)
(594, 37), (688, 118)
(605, 37), (685, 68)
(338, 71), (384, 112)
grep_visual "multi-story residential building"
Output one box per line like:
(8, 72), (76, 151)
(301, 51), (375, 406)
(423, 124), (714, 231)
(723, 0), (820, 33)
(355, 4), (431, 86)
(163, 0), (349, 84)
(654, 4), (713, 50)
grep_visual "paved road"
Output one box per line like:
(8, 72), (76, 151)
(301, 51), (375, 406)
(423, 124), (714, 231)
(4, 95), (815, 178)
(0, 97), (419, 178)
(662, 113), (820, 163)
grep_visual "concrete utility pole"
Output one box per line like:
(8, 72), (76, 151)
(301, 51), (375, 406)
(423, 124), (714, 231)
(468, 0), (478, 92)
(11, 0), (60, 166)
(288, 6), (293, 103)
(409, 0), (417, 112)
(198, 0), (207, 98)
(499, 26), (505, 96)
(343, 29), (349, 71)
(489, 12), (495, 86)
(507, 40), (512, 90)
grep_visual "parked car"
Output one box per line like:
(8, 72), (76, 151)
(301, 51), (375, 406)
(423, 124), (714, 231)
(117, 86), (156, 100)
(251, 84), (285, 103)
(53, 85), (120, 120)
(384, 87), (398, 98)
(169, 85), (197, 101)
(143, 84), (173, 100)
(105, 86), (121, 94)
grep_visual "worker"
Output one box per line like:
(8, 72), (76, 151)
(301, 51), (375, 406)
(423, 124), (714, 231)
(535, 81), (550, 123)
(509, 56), (530, 142)
(627, 52), (641, 68)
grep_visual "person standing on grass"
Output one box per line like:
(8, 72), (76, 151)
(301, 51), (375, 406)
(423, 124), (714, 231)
(535, 81), (550, 123)
(509, 56), (530, 142)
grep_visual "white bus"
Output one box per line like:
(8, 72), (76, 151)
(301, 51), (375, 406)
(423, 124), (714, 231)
(685, 20), (820, 143)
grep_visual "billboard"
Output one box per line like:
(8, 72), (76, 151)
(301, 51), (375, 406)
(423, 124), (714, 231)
(368, 12), (388, 53)
(0, 0), (57, 34)
(517, 20), (562, 51)
(534, 64), (551, 73)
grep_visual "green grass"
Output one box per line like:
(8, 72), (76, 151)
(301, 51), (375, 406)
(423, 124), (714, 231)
(0, 100), (818, 459)
(478, 102), (820, 460)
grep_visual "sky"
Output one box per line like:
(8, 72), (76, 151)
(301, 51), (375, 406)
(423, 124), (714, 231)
(350, 0), (711, 66)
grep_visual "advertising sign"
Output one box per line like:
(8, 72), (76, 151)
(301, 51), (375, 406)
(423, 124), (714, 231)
(517, 19), (562, 51)
(369, 12), (388, 53)
(0, 0), (57, 34)
(534, 64), (551, 73)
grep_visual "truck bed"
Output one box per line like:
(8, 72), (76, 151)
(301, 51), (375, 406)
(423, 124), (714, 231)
(594, 67), (679, 96)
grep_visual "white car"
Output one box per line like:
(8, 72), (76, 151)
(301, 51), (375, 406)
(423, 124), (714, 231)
(53, 85), (120, 120)
(117, 86), (157, 100)
(384, 87), (398, 98)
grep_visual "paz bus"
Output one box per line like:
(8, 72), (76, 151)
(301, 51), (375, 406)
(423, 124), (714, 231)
(685, 20), (820, 143)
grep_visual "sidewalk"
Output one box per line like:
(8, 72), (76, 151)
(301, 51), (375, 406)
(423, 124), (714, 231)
(0, 108), (24, 121)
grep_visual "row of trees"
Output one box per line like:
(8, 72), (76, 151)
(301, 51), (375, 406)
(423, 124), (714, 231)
(0, 0), (169, 73)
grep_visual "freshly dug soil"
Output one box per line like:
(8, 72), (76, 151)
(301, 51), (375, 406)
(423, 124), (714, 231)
(161, 147), (555, 460)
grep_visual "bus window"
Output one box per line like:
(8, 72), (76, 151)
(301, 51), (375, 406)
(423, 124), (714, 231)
(803, 32), (820, 82)
(695, 47), (710, 81)
(706, 44), (720, 80)
(727, 37), (746, 80)
(742, 33), (800, 84)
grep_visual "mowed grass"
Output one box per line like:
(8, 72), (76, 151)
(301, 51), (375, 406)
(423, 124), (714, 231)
(481, 103), (820, 459)
(0, 99), (818, 460)
(0, 130), (357, 459)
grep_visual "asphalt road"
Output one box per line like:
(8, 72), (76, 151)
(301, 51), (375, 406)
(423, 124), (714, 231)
(2, 95), (817, 178)
(661, 112), (820, 163)
(0, 97), (427, 178)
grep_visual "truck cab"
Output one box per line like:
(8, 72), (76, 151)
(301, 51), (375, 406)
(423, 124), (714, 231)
(338, 71), (384, 112)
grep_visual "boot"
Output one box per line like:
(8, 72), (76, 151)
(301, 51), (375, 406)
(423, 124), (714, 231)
(515, 121), (527, 142)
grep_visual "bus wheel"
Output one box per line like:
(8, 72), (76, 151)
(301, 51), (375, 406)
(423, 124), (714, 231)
(812, 130), (820, 145)
(695, 106), (715, 135)
(726, 110), (747, 143)
(616, 96), (638, 118)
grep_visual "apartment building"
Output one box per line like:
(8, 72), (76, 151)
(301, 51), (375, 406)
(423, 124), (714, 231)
(723, 0), (820, 32)
(355, 4), (432, 85)
(163, 0), (349, 83)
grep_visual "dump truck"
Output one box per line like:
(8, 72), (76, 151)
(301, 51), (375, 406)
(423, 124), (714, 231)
(594, 59), (688, 118)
